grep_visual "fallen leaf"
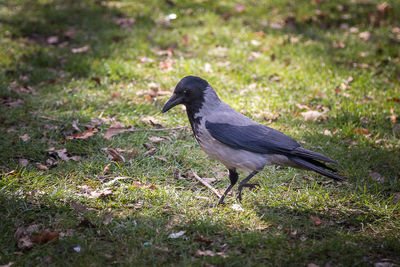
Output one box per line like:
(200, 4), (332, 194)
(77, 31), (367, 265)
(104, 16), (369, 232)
(14, 227), (34, 250)
(64, 28), (75, 39)
(368, 171), (385, 182)
(333, 41), (345, 48)
(143, 147), (157, 156)
(103, 163), (111, 174)
(91, 77), (101, 85)
(155, 156), (168, 162)
(35, 163), (49, 171)
(3, 170), (18, 176)
(46, 36), (59, 44)
(323, 129), (332, 136)
(359, 31), (371, 41)
(71, 45), (90, 54)
(310, 215), (322, 226)
(196, 249), (215, 256)
(390, 107), (396, 123)
(159, 58), (174, 71)
(132, 181), (156, 189)
(231, 204), (244, 211)
(296, 103), (311, 110)
(107, 148), (125, 162)
(138, 56), (154, 63)
(31, 229), (58, 245)
(193, 234), (213, 245)
(301, 110), (326, 122)
(141, 116), (165, 127)
(19, 134), (30, 142)
(19, 159), (29, 167)
(67, 128), (98, 140)
(104, 123), (131, 139)
(353, 128), (370, 135)
(307, 264), (319, 267)
(113, 17), (135, 28)
(54, 148), (70, 161)
(72, 120), (80, 132)
(168, 230), (186, 239)
(148, 136), (165, 143)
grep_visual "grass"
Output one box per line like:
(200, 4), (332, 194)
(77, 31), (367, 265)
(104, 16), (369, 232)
(0, 0), (399, 265)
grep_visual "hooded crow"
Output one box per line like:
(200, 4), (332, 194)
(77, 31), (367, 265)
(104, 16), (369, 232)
(162, 76), (345, 205)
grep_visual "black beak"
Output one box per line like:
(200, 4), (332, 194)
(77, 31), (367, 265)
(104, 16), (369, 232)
(162, 94), (183, 113)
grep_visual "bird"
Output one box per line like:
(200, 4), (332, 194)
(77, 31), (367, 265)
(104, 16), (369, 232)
(162, 76), (345, 205)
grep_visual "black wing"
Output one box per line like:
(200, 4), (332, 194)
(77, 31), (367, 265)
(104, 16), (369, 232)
(205, 121), (337, 164)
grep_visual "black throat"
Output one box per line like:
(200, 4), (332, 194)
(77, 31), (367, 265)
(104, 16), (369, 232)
(185, 101), (203, 136)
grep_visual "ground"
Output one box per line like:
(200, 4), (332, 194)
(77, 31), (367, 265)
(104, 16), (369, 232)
(0, 0), (399, 266)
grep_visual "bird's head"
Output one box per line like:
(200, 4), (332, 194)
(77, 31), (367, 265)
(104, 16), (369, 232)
(162, 76), (215, 113)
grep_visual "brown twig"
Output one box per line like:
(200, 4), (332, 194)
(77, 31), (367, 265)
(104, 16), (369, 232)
(131, 126), (187, 132)
(192, 172), (221, 199)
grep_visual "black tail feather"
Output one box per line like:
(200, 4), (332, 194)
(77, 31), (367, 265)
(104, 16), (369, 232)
(290, 157), (346, 181)
(292, 147), (338, 164)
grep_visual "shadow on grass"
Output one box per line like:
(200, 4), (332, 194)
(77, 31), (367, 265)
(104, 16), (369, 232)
(1, 193), (399, 266)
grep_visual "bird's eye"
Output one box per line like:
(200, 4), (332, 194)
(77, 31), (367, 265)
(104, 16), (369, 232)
(183, 89), (189, 96)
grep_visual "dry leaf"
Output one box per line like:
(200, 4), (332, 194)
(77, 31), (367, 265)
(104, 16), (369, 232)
(19, 134), (30, 142)
(353, 128), (370, 135)
(143, 147), (157, 156)
(310, 215), (322, 226)
(54, 148), (70, 161)
(138, 56), (154, 63)
(390, 107), (396, 123)
(91, 77), (101, 85)
(71, 45), (90, 53)
(114, 17), (135, 28)
(368, 171), (385, 182)
(14, 227), (34, 250)
(141, 116), (165, 127)
(47, 36), (59, 44)
(64, 28), (75, 39)
(19, 159), (29, 167)
(231, 204), (244, 211)
(104, 123), (131, 139)
(31, 229), (58, 245)
(67, 128), (98, 140)
(132, 181), (156, 189)
(3, 170), (18, 176)
(301, 110), (326, 122)
(359, 31), (371, 41)
(159, 58), (174, 71)
(148, 136), (165, 143)
(107, 148), (125, 162)
(103, 163), (111, 174)
(35, 163), (49, 171)
(168, 230), (186, 239)
(323, 129), (332, 136)
(307, 264), (320, 267)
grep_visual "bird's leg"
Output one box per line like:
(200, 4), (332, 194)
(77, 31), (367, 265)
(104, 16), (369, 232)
(217, 169), (238, 206)
(236, 170), (259, 202)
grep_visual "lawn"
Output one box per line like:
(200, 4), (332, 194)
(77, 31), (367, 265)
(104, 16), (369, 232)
(0, 0), (399, 266)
